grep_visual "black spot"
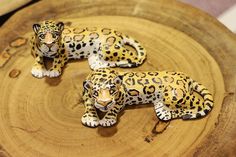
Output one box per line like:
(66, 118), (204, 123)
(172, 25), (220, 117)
(90, 42), (94, 46)
(175, 104), (181, 108)
(121, 57), (125, 60)
(113, 52), (118, 56)
(186, 96), (190, 100)
(76, 44), (81, 50)
(123, 50), (126, 52)
(82, 43), (86, 47)
(80, 51), (84, 54)
(127, 58), (132, 63)
(106, 51), (110, 54)
(164, 93), (168, 96)
(138, 97), (142, 101)
(105, 57), (109, 61)
(172, 96), (177, 101)
(131, 100), (137, 104)
(69, 43), (75, 48)
(198, 106), (202, 112)
(61, 49), (65, 54)
(177, 98), (183, 104)
(204, 109), (209, 114)
(93, 51), (97, 54)
(196, 113), (201, 118)
(62, 44), (65, 48)
(140, 52), (144, 56)
(190, 101), (193, 107)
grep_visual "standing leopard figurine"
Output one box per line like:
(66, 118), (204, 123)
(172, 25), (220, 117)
(30, 20), (146, 78)
(81, 68), (213, 127)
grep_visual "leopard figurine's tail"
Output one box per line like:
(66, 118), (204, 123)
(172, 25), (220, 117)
(182, 80), (214, 120)
(121, 35), (146, 67)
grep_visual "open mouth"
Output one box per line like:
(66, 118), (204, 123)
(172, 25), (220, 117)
(95, 103), (110, 112)
(99, 107), (108, 112)
(95, 101), (114, 112)
(96, 105), (108, 112)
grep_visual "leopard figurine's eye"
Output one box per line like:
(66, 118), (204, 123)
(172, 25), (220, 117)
(39, 34), (45, 39)
(93, 91), (98, 97)
(52, 32), (60, 38)
(109, 88), (116, 95)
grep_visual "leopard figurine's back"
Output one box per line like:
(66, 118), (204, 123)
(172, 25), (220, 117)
(30, 20), (146, 78)
(82, 68), (213, 127)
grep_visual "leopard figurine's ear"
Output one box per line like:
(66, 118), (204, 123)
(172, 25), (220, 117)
(56, 22), (64, 32)
(83, 80), (92, 91)
(33, 24), (40, 34)
(114, 75), (123, 85)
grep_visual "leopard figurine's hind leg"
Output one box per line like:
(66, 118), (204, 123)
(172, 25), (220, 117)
(154, 100), (172, 121)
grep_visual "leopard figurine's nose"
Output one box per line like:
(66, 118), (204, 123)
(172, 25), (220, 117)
(97, 99), (112, 107)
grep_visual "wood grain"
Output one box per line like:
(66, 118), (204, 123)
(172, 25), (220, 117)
(0, 0), (235, 157)
(0, 0), (31, 16)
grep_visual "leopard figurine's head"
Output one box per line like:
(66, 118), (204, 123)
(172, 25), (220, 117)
(83, 69), (123, 112)
(33, 20), (64, 47)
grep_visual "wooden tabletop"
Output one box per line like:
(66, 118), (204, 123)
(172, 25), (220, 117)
(0, 0), (235, 157)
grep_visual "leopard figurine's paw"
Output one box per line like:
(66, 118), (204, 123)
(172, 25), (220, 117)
(99, 117), (117, 127)
(31, 67), (46, 78)
(45, 69), (61, 78)
(81, 114), (99, 127)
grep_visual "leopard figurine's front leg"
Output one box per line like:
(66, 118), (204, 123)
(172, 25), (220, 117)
(31, 51), (46, 78)
(99, 104), (123, 127)
(81, 85), (99, 127)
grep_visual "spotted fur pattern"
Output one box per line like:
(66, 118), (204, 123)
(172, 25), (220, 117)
(30, 20), (146, 78)
(82, 69), (214, 127)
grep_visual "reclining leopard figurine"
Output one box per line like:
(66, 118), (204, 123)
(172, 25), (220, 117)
(82, 68), (213, 127)
(30, 20), (146, 78)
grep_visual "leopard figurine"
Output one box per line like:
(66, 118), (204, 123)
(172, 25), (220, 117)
(82, 68), (213, 127)
(30, 20), (146, 78)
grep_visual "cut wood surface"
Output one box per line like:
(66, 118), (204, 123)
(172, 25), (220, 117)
(0, 0), (31, 16)
(0, 0), (235, 157)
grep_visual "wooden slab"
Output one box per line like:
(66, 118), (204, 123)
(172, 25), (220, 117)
(0, 0), (235, 157)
